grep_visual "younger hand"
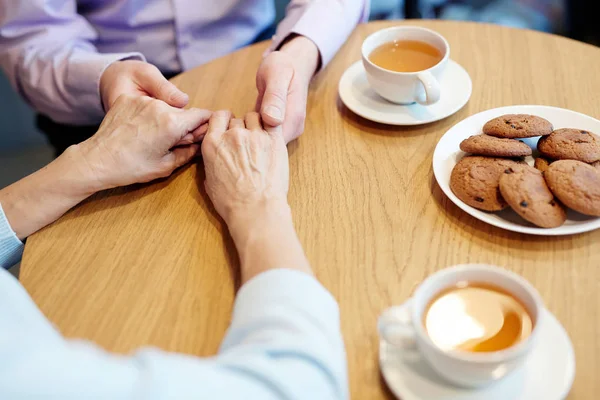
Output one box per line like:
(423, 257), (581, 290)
(201, 111), (289, 225)
(100, 60), (189, 112)
(74, 95), (211, 191)
(255, 36), (319, 143)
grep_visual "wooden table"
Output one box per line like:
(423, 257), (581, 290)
(21, 20), (600, 399)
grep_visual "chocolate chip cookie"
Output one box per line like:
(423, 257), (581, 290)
(459, 134), (532, 157)
(499, 165), (566, 228)
(483, 114), (553, 139)
(537, 128), (600, 163)
(545, 160), (600, 216)
(534, 157), (552, 173)
(450, 156), (525, 211)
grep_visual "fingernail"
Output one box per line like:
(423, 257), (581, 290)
(264, 106), (282, 121)
(176, 92), (189, 103)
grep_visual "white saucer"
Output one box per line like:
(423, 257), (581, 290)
(380, 307), (575, 400)
(338, 60), (472, 126)
(432, 105), (600, 235)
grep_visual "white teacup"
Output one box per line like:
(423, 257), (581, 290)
(361, 26), (450, 106)
(378, 264), (544, 388)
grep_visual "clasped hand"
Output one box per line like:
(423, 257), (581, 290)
(73, 96), (289, 227)
(100, 36), (318, 144)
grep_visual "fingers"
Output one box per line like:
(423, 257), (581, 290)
(178, 133), (195, 145)
(176, 122), (209, 146)
(229, 118), (245, 129)
(191, 123), (209, 141)
(244, 112), (262, 131)
(170, 108), (211, 142)
(259, 68), (293, 127)
(205, 110), (232, 142)
(163, 144), (200, 173)
(182, 108), (212, 130)
(136, 64), (189, 108)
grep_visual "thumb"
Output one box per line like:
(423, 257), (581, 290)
(259, 68), (293, 126)
(136, 65), (189, 108)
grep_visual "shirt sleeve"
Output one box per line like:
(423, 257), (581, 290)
(0, 0), (145, 125)
(0, 203), (24, 270)
(0, 269), (347, 399)
(269, 0), (370, 67)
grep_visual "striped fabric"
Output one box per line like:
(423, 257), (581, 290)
(0, 203), (23, 270)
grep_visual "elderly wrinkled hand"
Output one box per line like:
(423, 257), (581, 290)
(75, 95), (211, 191)
(201, 111), (289, 225)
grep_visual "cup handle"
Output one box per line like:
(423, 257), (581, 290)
(415, 72), (441, 106)
(377, 299), (418, 350)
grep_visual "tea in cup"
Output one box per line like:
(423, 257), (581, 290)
(378, 264), (544, 388)
(362, 26), (450, 105)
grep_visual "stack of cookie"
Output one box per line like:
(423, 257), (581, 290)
(450, 114), (600, 228)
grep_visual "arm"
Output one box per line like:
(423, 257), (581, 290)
(0, 150), (98, 242)
(0, 0), (142, 124)
(0, 149), (96, 269)
(0, 111), (346, 399)
(0, 96), (210, 269)
(0, 264), (344, 399)
(0, 1), (188, 125)
(256, 0), (370, 142)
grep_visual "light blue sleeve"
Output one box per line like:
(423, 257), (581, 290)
(0, 203), (24, 269)
(0, 267), (347, 400)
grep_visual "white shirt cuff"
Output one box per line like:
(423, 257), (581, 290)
(0, 203), (24, 269)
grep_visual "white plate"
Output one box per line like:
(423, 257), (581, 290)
(432, 105), (600, 235)
(338, 60), (472, 126)
(380, 308), (575, 400)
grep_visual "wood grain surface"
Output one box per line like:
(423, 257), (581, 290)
(21, 20), (600, 399)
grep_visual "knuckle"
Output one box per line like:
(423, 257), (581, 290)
(134, 62), (154, 78)
(149, 63), (161, 73)
(142, 62), (160, 74)
(228, 130), (245, 145)
(296, 121), (305, 136)
(291, 110), (305, 128)
(295, 109), (306, 122)
(230, 127), (246, 137)
(160, 112), (180, 132)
